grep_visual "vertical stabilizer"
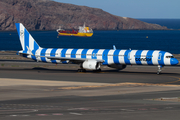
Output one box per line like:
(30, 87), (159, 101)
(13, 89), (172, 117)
(15, 23), (41, 53)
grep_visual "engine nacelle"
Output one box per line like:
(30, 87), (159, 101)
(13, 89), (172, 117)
(82, 60), (100, 70)
(108, 64), (126, 70)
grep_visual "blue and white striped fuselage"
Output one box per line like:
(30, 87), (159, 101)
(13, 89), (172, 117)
(23, 48), (177, 66)
(15, 23), (179, 74)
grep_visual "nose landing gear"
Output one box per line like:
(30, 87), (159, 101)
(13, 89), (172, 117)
(157, 65), (163, 75)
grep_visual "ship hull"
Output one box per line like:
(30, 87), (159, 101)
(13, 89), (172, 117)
(58, 32), (93, 37)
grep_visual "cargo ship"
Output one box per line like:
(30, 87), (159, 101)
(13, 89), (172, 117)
(57, 23), (93, 37)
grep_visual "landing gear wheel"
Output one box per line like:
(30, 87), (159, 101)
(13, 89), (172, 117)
(78, 69), (86, 72)
(93, 69), (102, 73)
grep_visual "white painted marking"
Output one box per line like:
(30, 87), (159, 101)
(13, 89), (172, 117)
(108, 50), (115, 65)
(45, 48), (53, 63)
(129, 50), (137, 64)
(76, 49), (83, 58)
(164, 52), (171, 65)
(52, 113), (63, 116)
(10, 115), (18, 117)
(119, 50), (126, 64)
(152, 51), (160, 65)
(69, 112), (82, 115)
(55, 49), (63, 63)
(96, 49), (105, 60)
(141, 50), (148, 65)
(20, 24), (25, 50)
(66, 49), (73, 58)
(37, 114), (48, 116)
(165, 107), (173, 109)
(29, 35), (34, 51)
(86, 49), (94, 59)
(21, 115), (30, 117)
(36, 48), (43, 61)
(68, 108), (89, 110)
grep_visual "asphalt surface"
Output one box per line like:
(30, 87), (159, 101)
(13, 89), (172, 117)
(1, 51), (180, 120)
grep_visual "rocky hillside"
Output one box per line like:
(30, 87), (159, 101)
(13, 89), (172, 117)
(0, 0), (167, 31)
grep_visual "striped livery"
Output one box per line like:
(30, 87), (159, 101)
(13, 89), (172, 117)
(15, 23), (179, 74)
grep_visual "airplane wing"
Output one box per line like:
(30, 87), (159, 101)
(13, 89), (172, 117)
(47, 56), (104, 62)
(17, 50), (104, 63)
(35, 55), (104, 63)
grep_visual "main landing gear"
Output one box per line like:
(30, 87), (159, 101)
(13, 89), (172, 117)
(78, 64), (86, 72)
(157, 65), (163, 75)
(77, 69), (102, 73)
(93, 69), (102, 72)
(78, 69), (86, 72)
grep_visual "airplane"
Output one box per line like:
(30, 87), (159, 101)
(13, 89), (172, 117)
(15, 23), (179, 74)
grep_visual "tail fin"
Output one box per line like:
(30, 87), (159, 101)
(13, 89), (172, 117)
(15, 23), (41, 54)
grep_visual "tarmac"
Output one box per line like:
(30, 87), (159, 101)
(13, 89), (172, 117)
(1, 51), (180, 120)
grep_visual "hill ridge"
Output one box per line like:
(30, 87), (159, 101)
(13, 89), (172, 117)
(0, 0), (167, 31)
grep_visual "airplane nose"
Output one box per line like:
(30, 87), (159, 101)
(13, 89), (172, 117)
(171, 58), (179, 65)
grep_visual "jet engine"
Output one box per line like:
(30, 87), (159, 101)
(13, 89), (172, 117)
(82, 60), (101, 70)
(108, 64), (126, 70)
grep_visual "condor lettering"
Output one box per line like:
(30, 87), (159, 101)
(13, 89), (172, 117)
(135, 58), (151, 61)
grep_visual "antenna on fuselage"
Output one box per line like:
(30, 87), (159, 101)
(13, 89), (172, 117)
(113, 45), (116, 50)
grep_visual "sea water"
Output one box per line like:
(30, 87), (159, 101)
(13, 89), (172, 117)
(0, 19), (180, 54)
(139, 19), (180, 30)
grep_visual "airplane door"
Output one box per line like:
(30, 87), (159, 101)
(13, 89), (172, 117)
(128, 52), (131, 60)
(158, 53), (162, 61)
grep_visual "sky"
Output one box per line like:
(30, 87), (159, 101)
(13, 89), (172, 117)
(54, 0), (180, 19)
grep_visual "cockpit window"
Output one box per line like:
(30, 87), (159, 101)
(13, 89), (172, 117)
(166, 56), (174, 58)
